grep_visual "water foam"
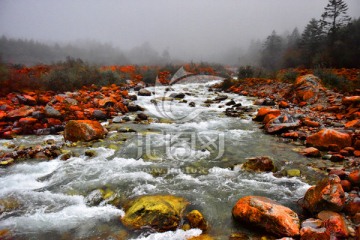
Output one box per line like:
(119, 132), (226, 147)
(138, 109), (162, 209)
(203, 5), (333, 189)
(132, 228), (202, 240)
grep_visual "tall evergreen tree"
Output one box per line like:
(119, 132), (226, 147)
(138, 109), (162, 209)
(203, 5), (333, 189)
(321, 0), (351, 36)
(261, 31), (284, 71)
(300, 18), (325, 67)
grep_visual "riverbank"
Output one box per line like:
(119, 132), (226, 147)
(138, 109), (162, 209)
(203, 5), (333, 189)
(216, 73), (360, 239)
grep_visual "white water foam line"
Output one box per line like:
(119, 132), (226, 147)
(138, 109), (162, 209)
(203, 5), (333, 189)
(131, 228), (202, 240)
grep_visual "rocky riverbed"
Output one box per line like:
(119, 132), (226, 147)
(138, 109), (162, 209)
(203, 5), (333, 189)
(0, 76), (359, 239)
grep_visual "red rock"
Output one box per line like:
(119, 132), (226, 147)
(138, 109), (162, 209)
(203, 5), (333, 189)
(335, 113), (344, 120)
(232, 196), (300, 237)
(352, 111), (360, 119)
(300, 218), (329, 240)
(317, 211), (349, 238)
(0, 111), (7, 120)
(325, 105), (341, 113)
(282, 132), (299, 139)
(344, 197), (360, 216)
(302, 175), (345, 213)
(330, 154), (345, 162)
(343, 147), (354, 154)
(254, 107), (280, 122)
(74, 111), (85, 120)
(291, 74), (321, 104)
(306, 129), (352, 150)
(328, 144), (341, 152)
(345, 119), (360, 128)
(354, 140), (360, 150)
(303, 119), (320, 128)
(18, 117), (37, 125)
(328, 169), (346, 179)
(348, 169), (360, 186)
(339, 149), (349, 156)
(98, 97), (116, 108)
(63, 120), (108, 142)
(340, 180), (351, 192)
(2, 131), (14, 139)
(47, 118), (62, 126)
(279, 101), (289, 108)
(354, 150), (360, 157)
(300, 147), (321, 158)
(299, 101), (307, 107)
(263, 113), (279, 124)
(7, 106), (35, 119)
(22, 94), (37, 105)
(342, 96), (360, 105)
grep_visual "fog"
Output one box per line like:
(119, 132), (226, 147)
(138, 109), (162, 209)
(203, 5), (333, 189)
(0, 0), (359, 64)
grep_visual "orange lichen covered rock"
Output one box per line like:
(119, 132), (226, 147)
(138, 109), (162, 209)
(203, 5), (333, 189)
(342, 96), (360, 105)
(232, 196), (300, 237)
(7, 106), (35, 119)
(306, 129), (352, 150)
(290, 74), (321, 104)
(302, 175), (345, 214)
(63, 120), (107, 142)
(254, 107), (281, 122)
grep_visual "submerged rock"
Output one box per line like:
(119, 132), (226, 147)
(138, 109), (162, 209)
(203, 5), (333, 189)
(121, 195), (189, 231)
(186, 210), (208, 231)
(138, 88), (151, 96)
(63, 120), (108, 142)
(241, 156), (275, 172)
(232, 196), (300, 237)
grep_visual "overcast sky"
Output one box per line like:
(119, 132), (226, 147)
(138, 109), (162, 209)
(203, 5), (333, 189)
(1, 0), (359, 60)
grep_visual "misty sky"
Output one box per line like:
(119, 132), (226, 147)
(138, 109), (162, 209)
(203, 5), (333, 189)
(1, 0), (359, 61)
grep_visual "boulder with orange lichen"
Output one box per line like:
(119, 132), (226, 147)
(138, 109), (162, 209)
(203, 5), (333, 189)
(306, 129), (352, 150)
(232, 196), (300, 237)
(63, 120), (107, 142)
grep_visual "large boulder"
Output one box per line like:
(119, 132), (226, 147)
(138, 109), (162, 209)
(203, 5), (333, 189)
(287, 74), (321, 104)
(232, 196), (300, 237)
(63, 120), (107, 142)
(302, 175), (345, 214)
(121, 195), (189, 231)
(306, 129), (352, 150)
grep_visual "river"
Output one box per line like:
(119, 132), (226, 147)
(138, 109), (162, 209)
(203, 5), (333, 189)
(0, 80), (317, 239)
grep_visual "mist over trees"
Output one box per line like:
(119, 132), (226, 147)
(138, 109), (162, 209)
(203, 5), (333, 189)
(0, 37), (177, 66)
(0, 0), (359, 69)
(254, 0), (360, 70)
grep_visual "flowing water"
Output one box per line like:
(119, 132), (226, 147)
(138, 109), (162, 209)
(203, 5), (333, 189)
(0, 81), (321, 239)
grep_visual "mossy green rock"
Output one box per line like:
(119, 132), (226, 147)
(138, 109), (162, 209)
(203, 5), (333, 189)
(287, 169), (301, 177)
(121, 195), (189, 231)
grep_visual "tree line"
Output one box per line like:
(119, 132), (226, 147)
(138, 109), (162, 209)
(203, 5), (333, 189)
(256, 0), (360, 70)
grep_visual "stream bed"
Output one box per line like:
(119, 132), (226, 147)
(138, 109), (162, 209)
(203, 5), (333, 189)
(0, 80), (322, 239)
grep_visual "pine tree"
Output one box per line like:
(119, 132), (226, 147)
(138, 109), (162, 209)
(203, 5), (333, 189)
(261, 31), (284, 70)
(321, 0), (351, 36)
(300, 19), (325, 67)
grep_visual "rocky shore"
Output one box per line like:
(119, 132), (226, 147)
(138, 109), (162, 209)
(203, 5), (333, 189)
(220, 74), (360, 239)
